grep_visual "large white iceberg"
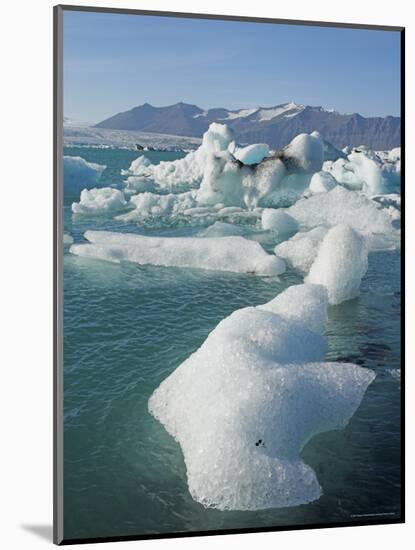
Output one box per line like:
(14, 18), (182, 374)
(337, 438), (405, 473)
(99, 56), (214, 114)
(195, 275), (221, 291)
(123, 124), (324, 211)
(70, 230), (286, 276)
(149, 284), (375, 510)
(306, 224), (368, 305)
(64, 155), (106, 193)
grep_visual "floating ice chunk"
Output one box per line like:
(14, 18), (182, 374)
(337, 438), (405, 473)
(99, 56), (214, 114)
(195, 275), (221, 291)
(306, 224), (368, 305)
(309, 171), (337, 194)
(287, 186), (396, 238)
(63, 233), (74, 246)
(261, 209), (298, 236)
(233, 143), (270, 165)
(323, 147), (400, 195)
(149, 284), (375, 510)
(124, 176), (156, 194)
(258, 284), (328, 335)
(347, 150), (388, 195)
(70, 230), (286, 276)
(124, 123), (235, 191)
(71, 187), (127, 216)
(388, 147), (400, 162)
(274, 227), (328, 274)
(64, 156), (106, 192)
(122, 154), (152, 176)
(281, 132), (324, 174)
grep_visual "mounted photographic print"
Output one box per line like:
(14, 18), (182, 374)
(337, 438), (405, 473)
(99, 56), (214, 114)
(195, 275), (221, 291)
(54, 5), (404, 545)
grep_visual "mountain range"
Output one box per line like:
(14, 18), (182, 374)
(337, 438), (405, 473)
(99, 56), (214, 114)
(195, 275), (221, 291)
(95, 102), (401, 150)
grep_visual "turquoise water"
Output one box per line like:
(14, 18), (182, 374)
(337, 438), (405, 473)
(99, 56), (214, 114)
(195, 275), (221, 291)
(63, 147), (401, 541)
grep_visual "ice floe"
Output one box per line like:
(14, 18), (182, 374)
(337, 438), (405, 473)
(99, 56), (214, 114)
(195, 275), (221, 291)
(149, 283), (375, 510)
(70, 230), (286, 276)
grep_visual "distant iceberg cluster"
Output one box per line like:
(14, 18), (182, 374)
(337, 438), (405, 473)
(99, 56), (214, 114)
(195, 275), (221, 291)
(66, 122), (400, 509)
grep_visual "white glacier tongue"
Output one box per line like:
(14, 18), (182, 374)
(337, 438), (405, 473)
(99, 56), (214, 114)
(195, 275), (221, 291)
(70, 230), (286, 276)
(149, 284), (375, 511)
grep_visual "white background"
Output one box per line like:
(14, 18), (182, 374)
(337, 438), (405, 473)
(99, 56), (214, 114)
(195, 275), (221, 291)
(0, 0), (412, 548)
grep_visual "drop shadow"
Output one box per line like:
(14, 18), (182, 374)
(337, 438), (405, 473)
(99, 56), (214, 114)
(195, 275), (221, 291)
(21, 524), (53, 542)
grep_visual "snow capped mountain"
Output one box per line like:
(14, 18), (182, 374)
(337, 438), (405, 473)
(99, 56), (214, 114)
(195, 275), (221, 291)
(94, 102), (400, 150)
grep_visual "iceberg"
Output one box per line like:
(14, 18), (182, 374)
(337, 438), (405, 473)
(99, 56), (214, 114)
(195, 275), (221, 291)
(306, 224), (368, 305)
(322, 146), (400, 196)
(70, 230), (286, 276)
(309, 171), (337, 194)
(71, 187), (127, 216)
(123, 123), (324, 211)
(274, 226), (328, 274)
(123, 123), (235, 192)
(64, 155), (106, 193)
(261, 209), (298, 235)
(233, 143), (270, 165)
(149, 284), (375, 510)
(286, 186), (397, 239)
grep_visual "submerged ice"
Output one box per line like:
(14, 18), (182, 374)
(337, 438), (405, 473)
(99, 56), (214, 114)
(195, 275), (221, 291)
(149, 284), (375, 511)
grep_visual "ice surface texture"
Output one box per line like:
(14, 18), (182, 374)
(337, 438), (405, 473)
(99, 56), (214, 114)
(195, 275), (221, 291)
(64, 155), (106, 192)
(149, 284), (375, 510)
(72, 187), (127, 216)
(70, 230), (286, 276)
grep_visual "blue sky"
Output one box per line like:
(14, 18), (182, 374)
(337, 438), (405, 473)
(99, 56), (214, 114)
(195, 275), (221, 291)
(63, 10), (401, 123)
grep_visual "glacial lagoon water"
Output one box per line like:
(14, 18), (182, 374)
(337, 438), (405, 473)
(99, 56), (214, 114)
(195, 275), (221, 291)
(63, 147), (401, 540)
